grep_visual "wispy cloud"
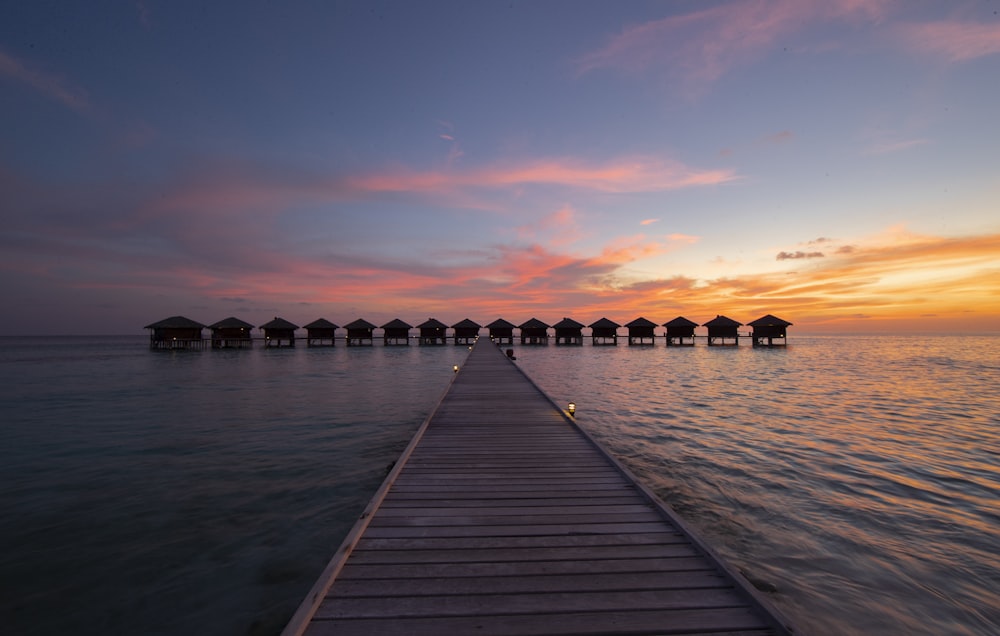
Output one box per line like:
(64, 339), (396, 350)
(0, 48), (90, 111)
(896, 21), (1000, 62)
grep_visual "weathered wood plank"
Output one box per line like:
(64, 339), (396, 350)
(336, 556), (719, 579)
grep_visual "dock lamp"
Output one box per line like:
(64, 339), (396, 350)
(567, 402), (576, 417)
(453, 365), (459, 373)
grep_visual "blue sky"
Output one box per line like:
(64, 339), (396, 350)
(2, 1), (998, 334)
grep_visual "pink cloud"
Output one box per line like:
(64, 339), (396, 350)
(0, 48), (90, 111)
(896, 21), (1000, 62)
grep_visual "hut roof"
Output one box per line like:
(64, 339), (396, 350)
(303, 318), (339, 329)
(589, 317), (621, 329)
(625, 317), (658, 328)
(703, 315), (743, 327)
(210, 317), (255, 330)
(519, 317), (550, 329)
(553, 317), (584, 329)
(144, 315), (206, 330)
(663, 316), (699, 328)
(748, 314), (793, 327)
(418, 318), (448, 329)
(486, 318), (516, 329)
(259, 317), (299, 330)
(451, 318), (481, 329)
(381, 318), (413, 330)
(344, 318), (376, 330)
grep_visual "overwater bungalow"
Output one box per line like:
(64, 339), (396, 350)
(452, 318), (481, 345)
(145, 315), (207, 350)
(417, 318), (448, 345)
(260, 317), (299, 347)
(519, 318), (550, 345)
(553, 317), (584, 345)
(703, 315), (742, 346)
(748, 314), (792, 347)
(381, 319), (412, 345)
(663, 316), (698, 346)
(210, 317), (255, 349)
(303, 318), (338, 347)
(344, 318), (376, 346)
(589, 317), (621, 346)
(486, 318), (516, 344)
(625, 317), (657, 345)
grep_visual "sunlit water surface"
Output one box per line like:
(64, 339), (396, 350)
(1, 335), (997, 635)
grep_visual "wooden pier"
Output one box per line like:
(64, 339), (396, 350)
(283, 338), (795, 636)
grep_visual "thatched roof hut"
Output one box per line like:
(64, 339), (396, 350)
(303, 318), (338, 347)
(589, 317), (621, 346)
(145, 316), (206, 350)
(417, 318), (448, 345)
(663, 316), (698, 346)
(703, 315), (742, 346)
(625, 317), (657, 345)
(344, 318), (376, 346)
(259, 317), (299, 347)
(452, 318), (481, 345)
(748, 314), (792, 346)
(381, 318), (412, 345)
(486, 318), (516, 344)
(553, 317), (584, 345)
(210, 317), (255, 349)
(518, 318), (550, 345)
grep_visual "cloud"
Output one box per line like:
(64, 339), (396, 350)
(763, 130), (795, 144)
(0, 48), (90, 111)
(896, 21), (1000, 62)
(777, 250), (825, 260)
(574, 0), (891, 93)
(640, 218), (659, 226)
(864, 138), (930, 155)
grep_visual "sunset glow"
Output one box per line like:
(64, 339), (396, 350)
(1, 2), (998, 334)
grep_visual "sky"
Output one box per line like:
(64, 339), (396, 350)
(1, 1), (998, 335)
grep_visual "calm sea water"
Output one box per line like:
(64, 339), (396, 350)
(1, 335), (997, 635)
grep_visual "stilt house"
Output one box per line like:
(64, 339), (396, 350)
(418, 318), (448, 345)
(381, 319), (412, 345)
(452, 318), (481, 345)
(663, 316), (698, 346)
(589, 317), (620, 346)
(303, 318), (338, 347)
(344, 318), (376, 346)
(625, 317), (657, 345)
(260, 317), (299, 347)
(210, 317), (255, 349)
(703, 315), (742, 346)
(748, 314), (792, 346)
(519, 318), (550, 345)
(553, 317), (584, 345)
(486, 318), (516, 344)
(145, 316), (206, 350)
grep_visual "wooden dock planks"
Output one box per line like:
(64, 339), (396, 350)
(283, 338), (795, 636)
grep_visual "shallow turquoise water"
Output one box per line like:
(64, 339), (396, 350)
(1, 335), (997, 635)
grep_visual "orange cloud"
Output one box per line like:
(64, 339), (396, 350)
(896, 21), (1000, 62)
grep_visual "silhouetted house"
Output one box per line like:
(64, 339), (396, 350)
(663, 316), (698, 346)
(452, 318), (481, 345)
(553, 317), (584, 345)
(487, 318), (516, 344)
(210, 317), (254, 349)
(418, 318), (448, 345)
(381, 319), (412, 345)
(589, 317), (620, 346)
(303, 318), (338, 347)
(519, 318), (550, 345)
(625, 317), (657, 345)
(344, 318), (376, 346)
(703, 315), (742, 346)
(260, 317), (299, 347)
(145, 316), (206, 350)
(748, 314), (792, 347)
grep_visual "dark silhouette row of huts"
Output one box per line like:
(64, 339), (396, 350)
(145, 314), (791, 349)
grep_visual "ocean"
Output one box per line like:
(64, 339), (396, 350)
(1, 334), (997, 635)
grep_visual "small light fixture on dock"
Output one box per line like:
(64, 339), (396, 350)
(453, 365), (459, 373)
(567, 402), (576, 417)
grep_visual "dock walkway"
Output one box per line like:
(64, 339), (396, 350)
(283, 339), (794, 635)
